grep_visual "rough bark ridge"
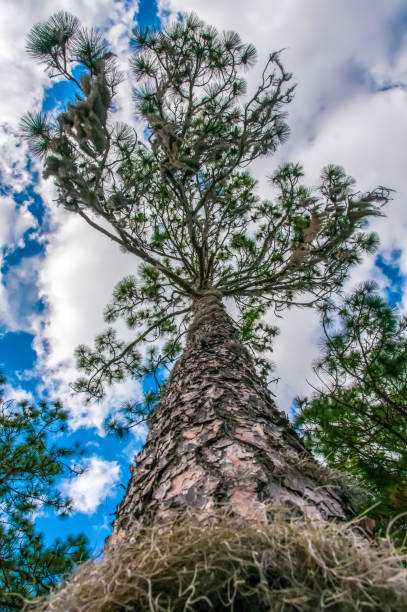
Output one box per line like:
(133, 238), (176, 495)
(112, 291), (353, 538)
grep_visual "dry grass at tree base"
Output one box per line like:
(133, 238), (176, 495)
(27, 502), (407, 612)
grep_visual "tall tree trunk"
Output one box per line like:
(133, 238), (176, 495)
(111, 290), (353, 540)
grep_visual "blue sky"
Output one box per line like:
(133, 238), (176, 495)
(0, 0), (407, 556)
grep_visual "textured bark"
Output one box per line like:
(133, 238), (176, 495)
(111, 290), (353, 540)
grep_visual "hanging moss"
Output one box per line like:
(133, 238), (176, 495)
(28, 502), (407, 611)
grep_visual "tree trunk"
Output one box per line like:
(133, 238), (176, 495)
(111, 290), (353, 540)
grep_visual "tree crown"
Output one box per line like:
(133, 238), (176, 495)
(22, 11), (390, 405)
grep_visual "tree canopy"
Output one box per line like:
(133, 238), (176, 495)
(295, 283), (407, 522)
(22, 11), (390, 414)
(0, 374), (89, 610)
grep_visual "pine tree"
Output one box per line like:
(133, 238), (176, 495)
(0, 373), (89, 610)
(295, 282), (407, 525)
(21, 12), (401, 607)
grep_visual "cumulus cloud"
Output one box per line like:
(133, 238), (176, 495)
(61, 455), (121, 514)
(0, 194), (38, 330)
(2, 253), (43, 331)
(30, 205), (145, 431)
(0, 199), (37, 254)
(1, 383), (34, 404)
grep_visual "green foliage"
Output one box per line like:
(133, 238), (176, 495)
(19, 112), (53, 159)
(26, 11), (118, 78)
(0, 375), (89, 609)
(26, 11), (80, 64)
(0, 522), (88, 611)
(23, 12), (390, 427)
(295, 283), (407, 525)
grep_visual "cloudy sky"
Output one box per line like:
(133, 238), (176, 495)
(1, 0), (406, 552)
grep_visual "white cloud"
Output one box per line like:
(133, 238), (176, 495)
(1, 253), (43, 332)
(37, 212), (136, 368)
(31, 205), (145, 432)
(268, 306), (321, 414)
(1, 383), (34, 404)
(0, 124), (39, 330)
(61, 455), (121, 514)
(0, 194), (38, 328)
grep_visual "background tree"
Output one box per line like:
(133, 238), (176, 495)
(0, 373), (89, 610)
(21, 11), (391, 535)
(295, 282), (407, 524)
